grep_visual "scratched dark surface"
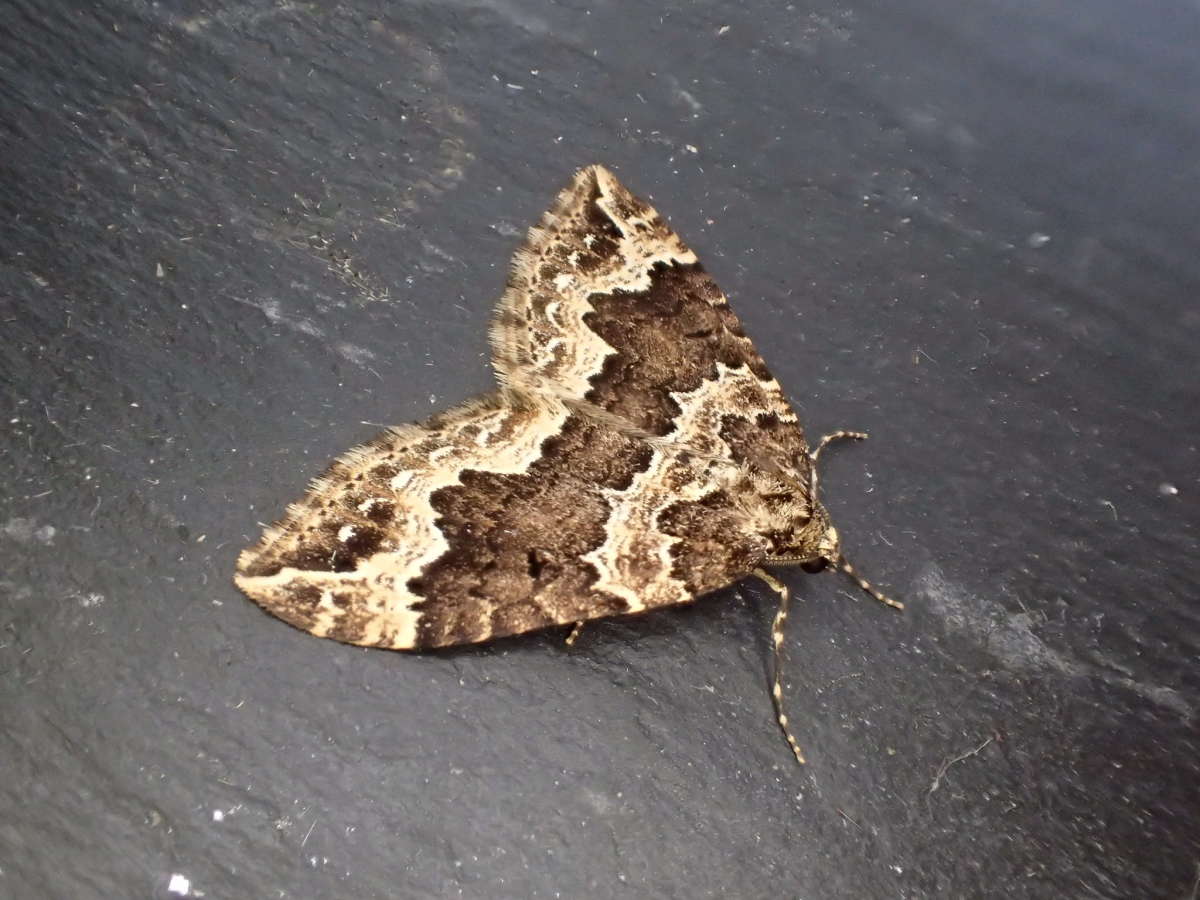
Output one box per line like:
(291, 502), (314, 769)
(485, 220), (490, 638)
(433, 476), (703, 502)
(2, 1), (1198, 897)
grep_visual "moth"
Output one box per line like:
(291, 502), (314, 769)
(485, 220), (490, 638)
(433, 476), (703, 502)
(236, 165), (900, 763)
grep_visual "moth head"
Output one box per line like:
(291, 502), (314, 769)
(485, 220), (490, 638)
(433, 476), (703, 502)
(786, 504), (840, 572)
(800, 523), (841, 573)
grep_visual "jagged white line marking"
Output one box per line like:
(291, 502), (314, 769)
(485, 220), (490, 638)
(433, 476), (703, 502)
(583, 363), (788, 611)
(502, 167), (699, 400)
(237, 397), (570, 648)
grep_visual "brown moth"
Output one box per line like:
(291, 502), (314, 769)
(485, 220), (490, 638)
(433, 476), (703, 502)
(235, 165), (900, 763)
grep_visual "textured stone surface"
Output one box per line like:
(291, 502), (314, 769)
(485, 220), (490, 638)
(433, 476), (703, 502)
(1, 1), (1197, 897)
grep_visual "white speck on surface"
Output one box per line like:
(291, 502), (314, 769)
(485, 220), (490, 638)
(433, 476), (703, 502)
(671, 82), (703, 115)
(1158, 482), (1178, 496)
(233, 296), (324, 338)
(684, 144), (699, 154)
(2, 518), (56, 545)
(918, 563), (1194, 719)
(429, 393), (437, 405)
(335, 343), (376, 366)
(167, 873), (190, 895)
(212, 809), (224, 822)
(78, 592), (104, 608)
(338, 524), (356, 543)
(156, 262), (165, 278)
(1027, 232), (1051, 248)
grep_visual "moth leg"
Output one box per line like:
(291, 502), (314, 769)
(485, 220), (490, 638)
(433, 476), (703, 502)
(564, 621), (585, 646)
(752, 568), (806, 766)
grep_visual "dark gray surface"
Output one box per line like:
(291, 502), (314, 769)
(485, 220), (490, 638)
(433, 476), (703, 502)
(2, 1), (1198, 897)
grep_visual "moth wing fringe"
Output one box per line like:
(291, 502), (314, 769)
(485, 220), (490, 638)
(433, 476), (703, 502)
(235, 392), (512, 579)
(489, 165), (612, 381)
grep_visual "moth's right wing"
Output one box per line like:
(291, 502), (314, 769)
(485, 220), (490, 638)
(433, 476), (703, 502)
(489, 164), (815, 486)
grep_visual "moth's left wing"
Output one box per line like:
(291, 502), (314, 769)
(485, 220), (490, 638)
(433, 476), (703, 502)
(235, 395), (769, 650)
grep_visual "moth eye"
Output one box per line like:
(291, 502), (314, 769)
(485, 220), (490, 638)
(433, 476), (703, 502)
(801, 558), (828, 574)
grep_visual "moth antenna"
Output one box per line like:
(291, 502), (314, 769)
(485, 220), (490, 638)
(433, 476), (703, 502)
(808, 430), (868, 502)
(753, 569), (806, 766)
(836, 555), (904, 610)
(805, 431), (902, 610)
(810, 430), (869, 464)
